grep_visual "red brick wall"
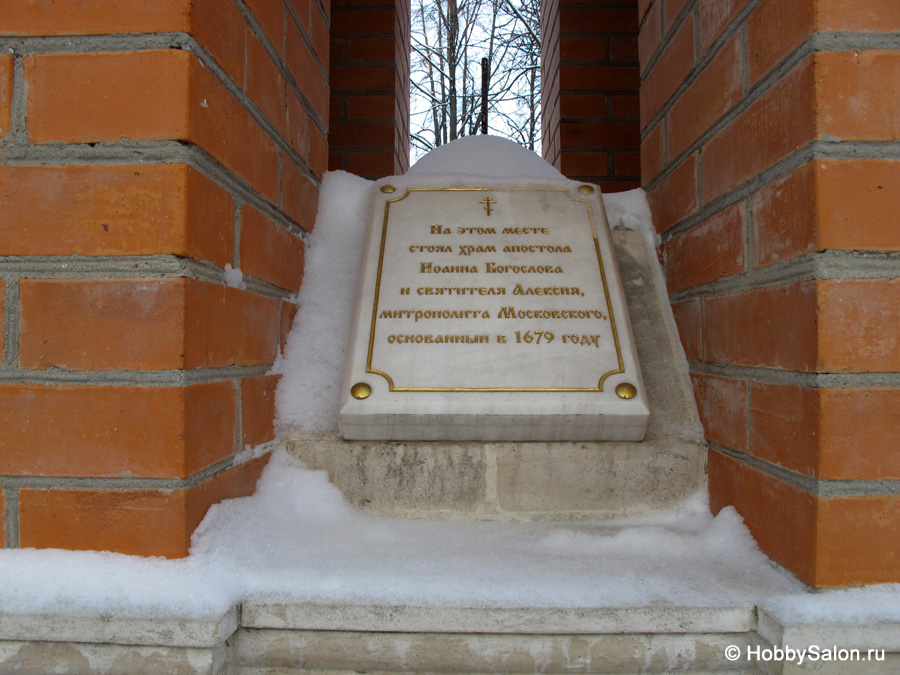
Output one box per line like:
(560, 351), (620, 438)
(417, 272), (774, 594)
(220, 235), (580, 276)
(641, 0), (900, 586)
(542, 0), (641, 192)
(0, 0), (325, 557)
(329, 0), (411, 178)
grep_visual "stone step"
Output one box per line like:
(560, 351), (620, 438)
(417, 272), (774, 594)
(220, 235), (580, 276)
(237, 669), (761, 675)
(232, 602), (763, 674)
(4, 601), (898, 673)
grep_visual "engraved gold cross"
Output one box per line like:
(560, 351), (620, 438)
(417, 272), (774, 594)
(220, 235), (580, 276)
(480, 196), (496, 216)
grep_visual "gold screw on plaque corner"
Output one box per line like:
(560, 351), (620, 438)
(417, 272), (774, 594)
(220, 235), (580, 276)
(380, 185), (396, 193)
(578, 185), (595, 194)
(351, 383), (372, 400)
(615, 383), (638, 399)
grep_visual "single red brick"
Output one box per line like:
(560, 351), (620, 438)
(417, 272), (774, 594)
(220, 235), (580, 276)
(753, 158), (900, 263)
(708, 448), (818, 586)
(559, 65), (639, 93)
(329, 121), (395, 148)
(331, 8), (395, 34)
(820, 388), (900, 480)
(192, 0), (246, 85)
(17, 455), (267, 558)
(184, 381), (239, 475)
(640, 16), (694, 127)
(701, 57), (815, 202)
(640, 120), (665, 185)
(0, 54), (11, 137)
(691, 373), (748, 452)
(19, 279), (185, 371)
(242, 375), (280, 448)
(817, 496), (900, 586)
(288, 92), (310, 159)
(185, 167), (236, 266)
(668, 33), (743, 158)
(560, 7), (638, 34)
(749, 382), (820, 476)
(0, 383), (234, 479)
(348, 94), (397, 120)
(559, 93), (608, 121)
(241, 205), (305, 292)
(747, 0), (814, 85)
(671, 298), (702, 360)
(638, 1), (662, 72)
(348, 151), (397, 178)
(818, 159), (900, 252)
(698, 0), (749, 52)
(25, 50), (280, 203)
(347, 37), (396, 61)
(646, 152), (698, 233)
(818, 279), (900, 372)
(560, 36), (608, 62)
(752, 161), (818, 267)
(817, 0), (900, 32)
(816, 50), (900, 141)
(20, 487), (191, 557)
(0, 0), (190, 36)
(665, 201), (745, 292)
(25, 51), (191, 144)
(0, 164), (233, 265)
(246, 30), (288, 138)
(704, 282), (818, 370)
(281, 158), (320, 230)
(560, 121), (640, 148)
(184, 280), (280, 369)
(561, 152), (609, 178)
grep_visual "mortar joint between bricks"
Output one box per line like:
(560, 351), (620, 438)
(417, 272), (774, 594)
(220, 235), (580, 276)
(5, 488), (20, 549)
(0, 365), (272, 388)
(8, 52), (29, 146)
(3, 279), (20, 370)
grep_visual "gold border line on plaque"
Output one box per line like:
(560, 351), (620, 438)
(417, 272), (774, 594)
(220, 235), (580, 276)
(365, 187), (624, 392)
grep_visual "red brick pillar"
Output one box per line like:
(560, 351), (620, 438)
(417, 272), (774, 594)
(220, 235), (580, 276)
(641, 0), (900, 586)
(329, 0), (411, 178)
(541, 0), (641, 191)
(0, 0), (326, 557)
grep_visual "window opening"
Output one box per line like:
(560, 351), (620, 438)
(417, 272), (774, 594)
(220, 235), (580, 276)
(409, 0), (542, 163)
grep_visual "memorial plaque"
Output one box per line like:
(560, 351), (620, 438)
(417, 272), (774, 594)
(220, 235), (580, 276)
(340, 180), (650, 441)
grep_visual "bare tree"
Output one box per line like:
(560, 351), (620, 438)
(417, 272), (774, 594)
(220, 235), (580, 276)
(410, 0), (541, 159)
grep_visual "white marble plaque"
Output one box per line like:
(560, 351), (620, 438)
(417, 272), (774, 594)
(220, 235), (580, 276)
(340, 180), (649, 441)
